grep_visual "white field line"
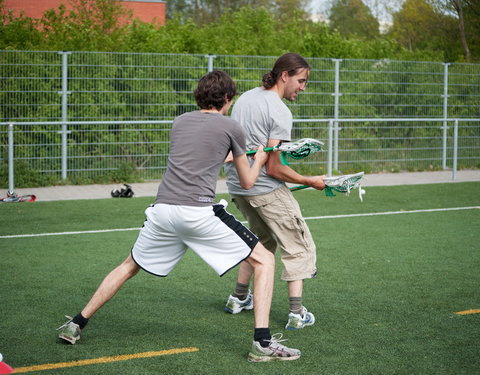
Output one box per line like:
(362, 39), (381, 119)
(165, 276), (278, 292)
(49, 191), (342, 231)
(303, 206), (480, 220)
(1, 206), (479, 240)
(0, 227), (141, 239)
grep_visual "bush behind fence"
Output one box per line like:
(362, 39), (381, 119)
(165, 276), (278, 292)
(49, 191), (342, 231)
(0, 51), (479, 187)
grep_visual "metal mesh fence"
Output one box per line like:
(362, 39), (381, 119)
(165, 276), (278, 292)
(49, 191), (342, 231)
(0, 50), (479, 185)
(339, 59), (446, 119)
(289, 119), (480, 174)
(337, 120), (446, 172)
(0, 51), (63, 121)
(448, 63), (480, 118)
(66, 52), (209, 121)
(65, 121), (172, 179)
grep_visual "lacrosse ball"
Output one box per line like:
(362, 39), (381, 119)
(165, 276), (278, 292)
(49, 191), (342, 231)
(359, 188), (366, 202)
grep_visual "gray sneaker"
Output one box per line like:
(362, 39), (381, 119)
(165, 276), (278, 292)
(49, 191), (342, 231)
(285, 306), (315, 330)
(57, 315), (81, 344)
(225, 292), (253, 314)
(247, 333), (301, 362)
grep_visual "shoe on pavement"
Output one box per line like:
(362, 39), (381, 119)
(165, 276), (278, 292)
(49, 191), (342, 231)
(285, 306), (315, 330)
(225, 292), (253, 314)
(247, 333), (301, 362)
(57, 315), (81, 344)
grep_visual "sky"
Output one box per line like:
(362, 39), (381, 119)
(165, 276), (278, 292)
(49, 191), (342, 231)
(308, 0), (401, 23)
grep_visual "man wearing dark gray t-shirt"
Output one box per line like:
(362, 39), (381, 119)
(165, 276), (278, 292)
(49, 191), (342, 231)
(58, 70), (302, 362)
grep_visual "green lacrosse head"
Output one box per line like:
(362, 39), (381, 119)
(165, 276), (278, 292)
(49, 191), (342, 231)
(280, 142), (323, 165)
(324, 187), (336, 196)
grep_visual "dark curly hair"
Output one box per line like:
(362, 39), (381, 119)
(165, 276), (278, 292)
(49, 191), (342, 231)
(262, 53), (311, 89)
(194, 70), (237, 110)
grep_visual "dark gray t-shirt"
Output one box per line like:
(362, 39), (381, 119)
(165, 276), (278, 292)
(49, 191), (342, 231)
(155, 110), (246, 207)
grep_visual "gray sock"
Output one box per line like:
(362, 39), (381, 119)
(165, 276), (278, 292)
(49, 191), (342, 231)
(233, 282), (249, 300)
(289, 296), (303, 315)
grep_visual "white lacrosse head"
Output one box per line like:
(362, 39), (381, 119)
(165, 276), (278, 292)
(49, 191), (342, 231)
(324, 172), (365, 188)
(278, 138), (324, 152)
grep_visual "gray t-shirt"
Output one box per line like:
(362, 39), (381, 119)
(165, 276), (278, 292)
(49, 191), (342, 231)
(156, 110), (246, 206)
(225, 86), (292, 196)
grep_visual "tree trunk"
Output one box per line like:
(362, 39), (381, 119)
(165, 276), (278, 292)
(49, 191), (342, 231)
(451, 0), (471, 62)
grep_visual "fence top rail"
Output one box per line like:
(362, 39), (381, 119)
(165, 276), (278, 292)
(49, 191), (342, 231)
(0, 120), (174, 126)
(1, 118), (479, 127)
(292, 118), (480, 123)
(3, 50), (480, 67)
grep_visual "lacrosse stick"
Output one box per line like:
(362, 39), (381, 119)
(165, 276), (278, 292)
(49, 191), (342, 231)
(0, 191), (36, 203)
(246, 138), (324, 165)
(290, 172), (366, 201)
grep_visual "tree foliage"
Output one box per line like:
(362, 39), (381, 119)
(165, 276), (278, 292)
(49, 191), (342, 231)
(40, 0), (132, 51)
(430, 0), (480, 62)
(0, 0), (478, 61)
(1, 0), (478, 184)
(329, 0), (380, 39)
(388, 0), (480, 62)
(463, 0), (480, 60)
(0, 0), (43, 49)
(166, 0), (309, 25)
(390, 0), (437, 51)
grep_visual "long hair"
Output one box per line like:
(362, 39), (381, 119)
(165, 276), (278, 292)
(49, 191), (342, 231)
(262, 53), (311, 89)
(194, 70), (237, 110)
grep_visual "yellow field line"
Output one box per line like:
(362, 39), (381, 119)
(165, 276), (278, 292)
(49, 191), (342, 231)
(13, 347), (199, 373)
(455, 309), (480, 315)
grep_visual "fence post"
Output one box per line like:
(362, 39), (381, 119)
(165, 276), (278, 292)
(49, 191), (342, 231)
(442, 63), (450, 170)
(206, 54), (216, 72)
(328, 120), (333, 177)
(332, 59), (342, 172)
(452, 119), (458, 180)
(8, 123), (14, 193)
(59, 51), (72, 180)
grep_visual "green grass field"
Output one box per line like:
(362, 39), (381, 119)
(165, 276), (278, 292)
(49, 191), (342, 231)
(1, 182), (479, 374)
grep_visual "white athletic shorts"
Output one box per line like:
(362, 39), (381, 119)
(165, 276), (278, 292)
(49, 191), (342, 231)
(131, 202), (258, 277)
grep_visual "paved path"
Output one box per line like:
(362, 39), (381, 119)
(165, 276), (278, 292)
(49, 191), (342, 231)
(7, 170), (480, 202)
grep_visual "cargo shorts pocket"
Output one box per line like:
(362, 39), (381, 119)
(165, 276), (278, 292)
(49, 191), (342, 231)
(248, 191), (312, 256)
(248, 193), (277, 209)
(248, 190), (298, 229)
(248, 193), (288, 223)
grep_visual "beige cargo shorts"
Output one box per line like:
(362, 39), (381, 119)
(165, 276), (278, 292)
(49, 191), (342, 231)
(231, 185), (317, 281)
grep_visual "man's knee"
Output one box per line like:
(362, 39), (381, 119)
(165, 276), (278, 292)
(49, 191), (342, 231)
(249, 244), (274, 270)
(120, 255), (141, 278)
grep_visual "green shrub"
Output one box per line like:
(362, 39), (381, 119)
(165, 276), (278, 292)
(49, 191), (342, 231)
(0, 161), (58, 188)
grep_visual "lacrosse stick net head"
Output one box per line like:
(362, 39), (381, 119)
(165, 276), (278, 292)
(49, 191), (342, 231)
(278, 138), (324, 164)
(324, 172), (365, 196)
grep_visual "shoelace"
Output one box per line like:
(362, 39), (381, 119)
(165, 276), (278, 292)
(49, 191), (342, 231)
(266, 333), (288, 345)
(56, 315), (74, 330)
(266, 333), (300, 356)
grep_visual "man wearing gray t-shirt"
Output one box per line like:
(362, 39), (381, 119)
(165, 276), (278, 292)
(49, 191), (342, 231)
(224, 53), (326, 330)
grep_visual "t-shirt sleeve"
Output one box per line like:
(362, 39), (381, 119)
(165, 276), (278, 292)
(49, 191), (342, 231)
(230, 122), (247, 157)
(267, 105), (292, 142)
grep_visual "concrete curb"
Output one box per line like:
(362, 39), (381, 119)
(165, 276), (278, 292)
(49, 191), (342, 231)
(5, 170), (480, 202)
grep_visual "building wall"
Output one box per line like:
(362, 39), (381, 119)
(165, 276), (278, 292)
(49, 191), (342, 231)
(4, 0), (166, 25)
(122, 1), (165, 24)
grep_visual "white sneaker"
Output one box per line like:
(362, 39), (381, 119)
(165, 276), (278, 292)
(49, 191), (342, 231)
(247, 333), (301, 362)
(224, 292), (253, 314)
(57, 315), (81, 344)
(285, 306), (315, 330)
